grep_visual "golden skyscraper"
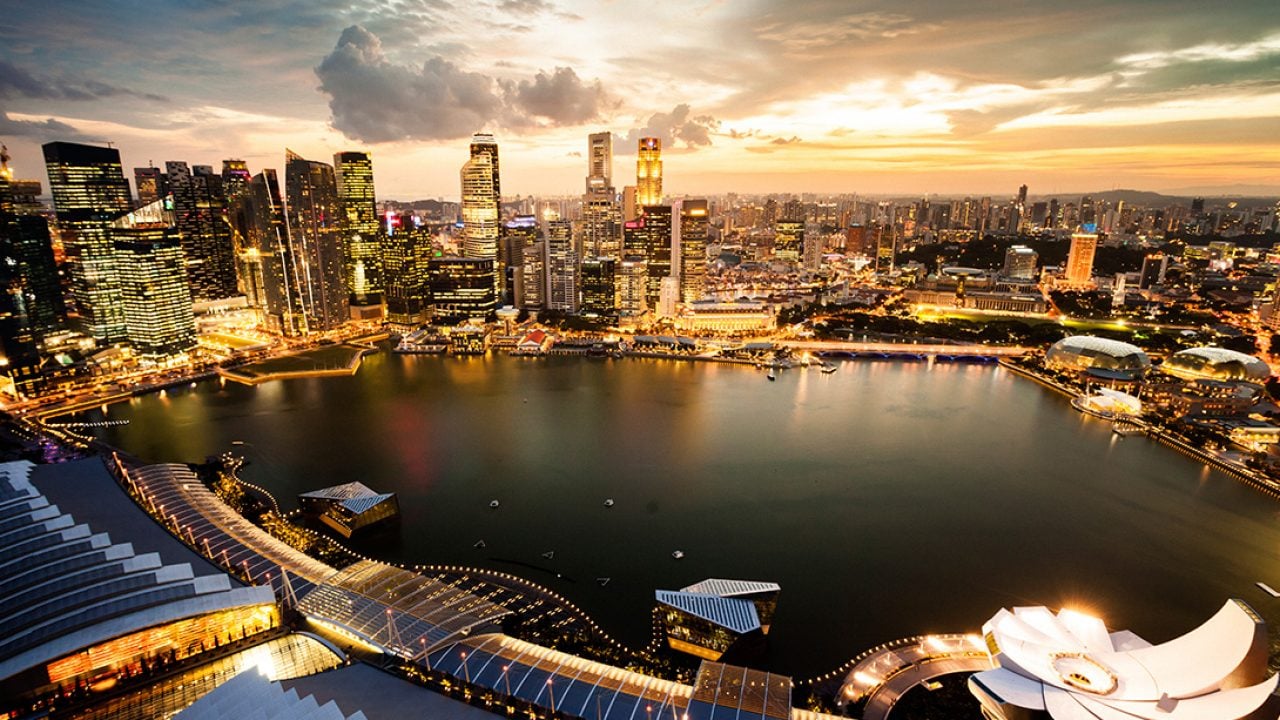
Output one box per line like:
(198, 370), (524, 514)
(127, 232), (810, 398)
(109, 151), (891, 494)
(636, 137), (662, 207)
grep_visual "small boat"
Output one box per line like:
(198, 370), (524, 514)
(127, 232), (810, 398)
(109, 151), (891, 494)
(474, 540), (487, 549)
(489, 499), (500, 509)
(766, 370), (776, 381)
(1258, 582), (1280, 598)
(820, 364), (837, 374)
(597, 577), (611, 587)
(604, 498), (615, 508)
(542, 550), (555, 560)
(672, 550), (685, 559)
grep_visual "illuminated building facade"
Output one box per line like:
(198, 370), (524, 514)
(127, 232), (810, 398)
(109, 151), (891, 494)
(677, 199), (708, 304)
(42, 141), (132, 343)
(580, 256), (617, 318)
(334, 151), (381, 305)
(382, 214), (430, 326)
(674, 301), (776, 335)
(110, 199), (197, 360)
(222, 160), (253, 274)
(241, 169), (305, 335)
(656, 579), (780, 662)
(1002, 245), (1038, 280)
(285, 150), (349, 332)
(774, 219), (803, 263)
(1139, 252), (1168, 289)
(874, 222), (896, 274)
(583, 132), (622, 258)
(0, 173), (60, 395)
(636, 137), (662, 207)
(429, 257), (497, 324)
(617, 256), (648, 314)
(133, 166), (167, 207)
(166, 161), (238, 301)
(461, 144), (500, 297)
(624, 205), (672, 307)
(545, 219), (578, 313)
(502, 215), (538, 305)
(1065, 232), (1098, 286)
(587, 131), (613, 191)
(298, 481), (400, 539)
(518, 241), (546, 311)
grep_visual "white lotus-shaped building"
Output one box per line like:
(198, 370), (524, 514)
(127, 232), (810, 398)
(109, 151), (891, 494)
(969, 600), (1279, 720)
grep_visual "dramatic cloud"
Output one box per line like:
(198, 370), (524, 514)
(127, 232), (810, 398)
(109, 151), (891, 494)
(505, 67), (605, 126)
(0, 59), (166, 102)
(316, 25), (606, 142)
(614, 105), (720, 154)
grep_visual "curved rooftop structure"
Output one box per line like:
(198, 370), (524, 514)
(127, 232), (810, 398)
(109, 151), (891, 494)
(0, 459), (275, 688)
(1044, 336), (1151, 379)
(969, 600), (1278, 719)
(1163, 347), (1271, 383)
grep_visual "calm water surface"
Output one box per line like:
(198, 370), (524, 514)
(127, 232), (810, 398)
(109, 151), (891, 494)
(80, 351), (1280, 676)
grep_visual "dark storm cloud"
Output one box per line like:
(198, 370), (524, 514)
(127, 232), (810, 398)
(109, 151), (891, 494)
(315, 25), (607, 142)
(0, 60), (166, 102)
(0, 112), (89, 140)
(613, 105), (720, 155)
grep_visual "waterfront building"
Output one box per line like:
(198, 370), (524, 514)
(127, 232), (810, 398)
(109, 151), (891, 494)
(334, 151), (381, 306)
(617, 255), (648, 315)
(166, 161), (238, 301)
(1002, 245), (1038, 280)
(673, 301), (776, 335)
(969, 600), (1278, 720)
(110, 198), (197, 360)
(42, 141), (132, 343)
(1162, 347), (1270, 383)
(655, 578), (780, 662)
(242, 169), (306, 335)
(0, 459), (278, 707)
(636, 138), (662, 207)
(298, 481), (400, 539)
(1044, 335), (1150, 380)
(133, 166), (167, 206)
(222, 160), (253, 276)
(429, 257), (497, 324)
(580, 256), (617, 318)
(285, 150), (349, 332)
(502, 215), (539, 304)
(460, 140), (501, 296)
(1065, 232), (1098, 286)
(677, 200), (709, 304)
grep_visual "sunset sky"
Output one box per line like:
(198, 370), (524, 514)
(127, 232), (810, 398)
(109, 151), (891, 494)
(2, 1), (1278, 200)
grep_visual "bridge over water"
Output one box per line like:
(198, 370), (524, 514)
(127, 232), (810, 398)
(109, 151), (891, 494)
(779, 340), (1033, 359)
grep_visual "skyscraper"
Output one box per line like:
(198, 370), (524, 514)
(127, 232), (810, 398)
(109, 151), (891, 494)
(133, 166), (167, 207)
(382, 213), (429, 326)
(0, 167), (62, 395)
(636, 138), (662, 207)
(109, 199), (196, 360)
(460, 142), (501, 298)
(580, 257), (617, 318)
(623, 205), (672, 307)
(428, 257), (497, 324)
(43, 141), (132, 343)
(469, 133), (501, 204)
(240, 169), (303, 334)
(334, 151), (381, 305)
(617, 256), (648, 315)
(676, 199), (708, 304)
(1002, 246), (1038, 281)
(166, 161), (238, 302)
(587, 132), (613, 192)
(285, 150), (348, 332)
(583, 132), (621, 258)
(1066, 232), (1098, 285)
(1139, 253), (1168, 290)
(545, 219), (578, 313)
(774, 219), (804, 263)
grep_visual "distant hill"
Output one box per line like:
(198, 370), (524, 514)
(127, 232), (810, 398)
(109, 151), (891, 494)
(1031, 189), (1278, 208)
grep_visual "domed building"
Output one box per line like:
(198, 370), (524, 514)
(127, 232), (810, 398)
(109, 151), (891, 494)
(1044, 336), (1151, 380)
(1163, 346), (1271, 383)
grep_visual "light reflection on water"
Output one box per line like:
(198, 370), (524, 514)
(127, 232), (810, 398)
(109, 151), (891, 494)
(81, 353), (1280, 676)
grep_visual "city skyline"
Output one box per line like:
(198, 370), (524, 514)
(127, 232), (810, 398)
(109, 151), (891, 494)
(1, 2), (1278, 199)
